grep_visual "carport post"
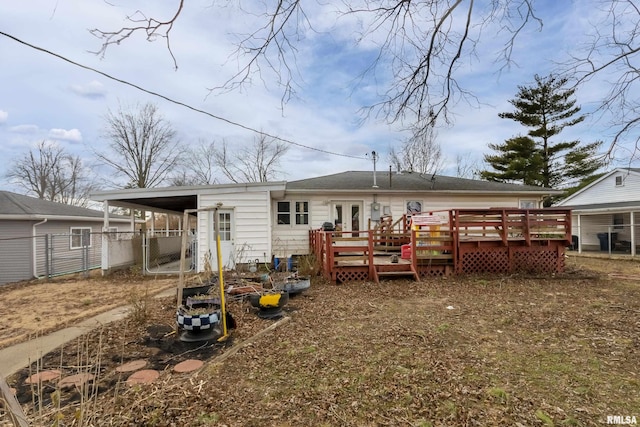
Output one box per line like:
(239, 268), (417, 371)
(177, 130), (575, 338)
(177, 209), (193, 311)
(631, 212), (636, 257)
(102, 201), (110, 276)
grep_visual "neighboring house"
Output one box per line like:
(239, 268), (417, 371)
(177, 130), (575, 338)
(555, 168), (640, 255)
(0, 191), (133, 285)
(91, 171), (560, 273)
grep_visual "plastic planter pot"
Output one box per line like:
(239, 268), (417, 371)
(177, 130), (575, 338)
(248, 290), (289, 319)
(176, 308), (222, 332)
(274, 276), (311, 296)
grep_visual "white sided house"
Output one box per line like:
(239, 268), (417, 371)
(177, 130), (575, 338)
(555, 168), (640, 256)
(92, 171), (560, 274)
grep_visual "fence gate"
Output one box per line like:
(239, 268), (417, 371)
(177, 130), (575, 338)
(143, 231), (196, 274)
(42, 232), (100, 279)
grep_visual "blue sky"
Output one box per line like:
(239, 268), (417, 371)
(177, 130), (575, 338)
(1, 1), (637, 193)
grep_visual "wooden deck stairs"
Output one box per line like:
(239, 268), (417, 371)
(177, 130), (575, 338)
(372, 256), (420, 283)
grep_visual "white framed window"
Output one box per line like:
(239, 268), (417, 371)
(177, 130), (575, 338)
(277, 201), (309, 225)
(519, 200), (537, 209)
(70, 227), (91, 249)
(615, 175), (624, 186)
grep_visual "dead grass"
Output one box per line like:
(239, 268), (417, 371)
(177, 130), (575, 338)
(0, 270), (176, 349)
(2, 255), (640, 426)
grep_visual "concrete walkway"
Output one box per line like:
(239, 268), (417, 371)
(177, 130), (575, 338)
(0, 288), (175, 378)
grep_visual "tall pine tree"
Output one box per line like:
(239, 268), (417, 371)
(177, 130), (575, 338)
(481, 74), (604, 205)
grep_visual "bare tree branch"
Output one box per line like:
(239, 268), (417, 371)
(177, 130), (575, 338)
(214, 134), (289, 183)
(388, 125), (444, 174)
(171, 139), (220, 185)
(90, 1), (542, 136)
(96, 102), (181, 188)
(560, 0), (640, 161)
(90, 0), (184, 69)
(6, 141), (94, 206)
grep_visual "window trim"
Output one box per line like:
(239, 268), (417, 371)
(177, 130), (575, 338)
(519, 199), (538, 209)
(615, 175), (624, 186)
(276, 200), (309, 226)
(613, 213), (624, 230)
(70, 227), (92, 249)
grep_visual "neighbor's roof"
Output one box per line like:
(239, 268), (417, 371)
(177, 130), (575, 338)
(285, 171), (561, 194)
(559, 200), (640, 213)
(0, 191), (128, 221)
(556, 168), (640, 206)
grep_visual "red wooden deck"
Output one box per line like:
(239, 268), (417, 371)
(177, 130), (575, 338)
(309, 208), (572, 283)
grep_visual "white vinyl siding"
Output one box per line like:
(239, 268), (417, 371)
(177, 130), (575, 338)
(558, 170), (640, 206)
(271, 192), (531, 256)
(198, 190), (273, 270)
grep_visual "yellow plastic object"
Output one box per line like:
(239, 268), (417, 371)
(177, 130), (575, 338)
(259, 293), (282, 308)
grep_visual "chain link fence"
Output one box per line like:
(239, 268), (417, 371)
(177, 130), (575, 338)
(0, 232), (100, 285)
(0, 229), (196, 286)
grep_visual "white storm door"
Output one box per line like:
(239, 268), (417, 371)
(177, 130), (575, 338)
(211, 210), (235, 270)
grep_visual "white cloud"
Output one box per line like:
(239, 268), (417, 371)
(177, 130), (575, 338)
(69, 80), (107, 98)
(0, 110), (7, 123)
(49, 128), (83, 142)
(9, 124), (39, 134)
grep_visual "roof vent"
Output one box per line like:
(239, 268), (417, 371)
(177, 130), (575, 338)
(371, 151), (379, 188)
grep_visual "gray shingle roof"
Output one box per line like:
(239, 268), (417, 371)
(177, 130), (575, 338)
(285, 171), (559, 193)
(0, 191), (114, 219)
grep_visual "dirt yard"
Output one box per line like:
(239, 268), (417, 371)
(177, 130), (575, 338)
(1, 254), (639, 427)
(0, 271), (176, 349)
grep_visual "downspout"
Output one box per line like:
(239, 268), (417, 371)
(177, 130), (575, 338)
(33, 218), (48, 279)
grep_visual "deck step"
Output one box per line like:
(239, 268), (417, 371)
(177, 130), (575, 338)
(376, 270), (416, 277)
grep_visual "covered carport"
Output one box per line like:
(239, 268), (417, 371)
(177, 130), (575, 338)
(91, 182), (287, 275)
(562, 201), (640, 257)
(91, 186), (200, 275)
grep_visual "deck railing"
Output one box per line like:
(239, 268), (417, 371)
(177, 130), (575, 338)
(309, 208), (572, 281)
(452, 208), (572, 245)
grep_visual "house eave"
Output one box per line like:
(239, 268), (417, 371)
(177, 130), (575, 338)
(0, 214), (130, 222)
(282, 189), (561, 196)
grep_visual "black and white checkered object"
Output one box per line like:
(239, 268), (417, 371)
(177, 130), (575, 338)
(176, 310), (221, 331)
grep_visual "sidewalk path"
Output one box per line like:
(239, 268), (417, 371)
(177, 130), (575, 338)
(0, 288), (175, 377)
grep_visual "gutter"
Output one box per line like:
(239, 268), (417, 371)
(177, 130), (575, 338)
(281, 189), (562, 195)
(32, 218), (47, 279)
(0, 214), (130, 222)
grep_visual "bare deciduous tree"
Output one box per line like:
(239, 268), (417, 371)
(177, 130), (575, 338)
(214, 134), (289, 183)
(388, 127), (444, 174)
(170, 139), (219, 186)
(97, 103), (180, 188)
(452, 152), (481, 179)
(6, 141), (94, 206)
